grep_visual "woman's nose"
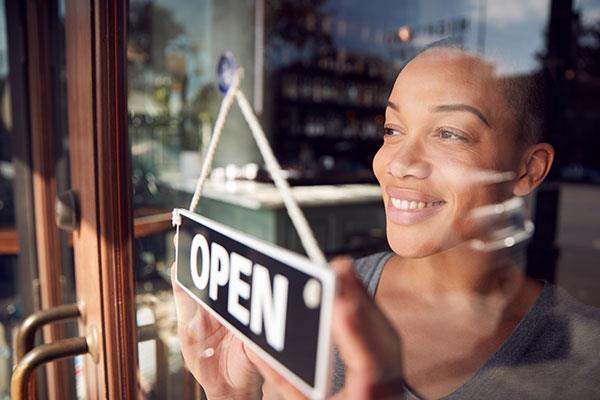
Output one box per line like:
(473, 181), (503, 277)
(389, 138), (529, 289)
(387, 142), (431, 180)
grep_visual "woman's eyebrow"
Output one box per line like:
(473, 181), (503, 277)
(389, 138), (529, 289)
(430, 104), (491, 127)
(387, 100), (400, 112)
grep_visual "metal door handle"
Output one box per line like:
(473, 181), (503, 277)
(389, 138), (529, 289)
(11, 337), (90, 399)
(16, 303), (81, 362)
(55, 190), (80, 232)
(11, 303), (98, 399)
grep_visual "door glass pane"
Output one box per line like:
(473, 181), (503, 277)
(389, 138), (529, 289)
(127, 1), (257, 397)
(128, 1), (600, 399)
(2, 0), (77, 398)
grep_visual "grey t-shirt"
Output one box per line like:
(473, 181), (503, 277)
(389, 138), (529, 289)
(332, 252), (600, 399)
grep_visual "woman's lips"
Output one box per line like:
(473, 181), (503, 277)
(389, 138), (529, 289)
(385, 187), (447, 225)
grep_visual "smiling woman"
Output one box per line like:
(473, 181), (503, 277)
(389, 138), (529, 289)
(173, 34), (600, 400)
(169, 34), (600, 400)
(373, 44), (554, 259)
(325, 44), (599, 399)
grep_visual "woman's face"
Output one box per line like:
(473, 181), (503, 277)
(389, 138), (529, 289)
(373, 48), (523, 258)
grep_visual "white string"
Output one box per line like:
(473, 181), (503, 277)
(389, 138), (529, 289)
(187, 68), (327, 266)
(234, 89), (327, 267)
(188, 69), (243, 213)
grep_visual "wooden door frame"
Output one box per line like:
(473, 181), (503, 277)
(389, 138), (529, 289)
(64, 0), (138, 398)
(24, 1), (73, 398)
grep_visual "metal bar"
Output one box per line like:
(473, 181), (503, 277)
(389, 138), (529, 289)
(16, 304), (80, 362)
(155, 335), (168, 399)
(137, 324), (159, 343)
(11, 337), (88, 400)
(137, 324), (168, 398)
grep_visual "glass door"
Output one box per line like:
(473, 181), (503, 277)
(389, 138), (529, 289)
(8, 1), (139, 399)
(126, 1), (259, 398)
(3, 1), (77, 399)
(62, 1), (139, 398)
(8, 0), (260, 399)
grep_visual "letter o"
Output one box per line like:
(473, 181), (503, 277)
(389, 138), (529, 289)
(190, 234), (210, 290)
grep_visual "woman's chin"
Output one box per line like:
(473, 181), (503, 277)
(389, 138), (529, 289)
(386, 226), (462, 259)
(388, 239), (442, 259)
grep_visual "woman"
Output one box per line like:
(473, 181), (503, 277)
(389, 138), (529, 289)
(172, 45), (600, 399)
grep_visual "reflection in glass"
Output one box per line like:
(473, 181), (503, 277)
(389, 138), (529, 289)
(126, 1), (600, 398)
(128, 1), (257, 397)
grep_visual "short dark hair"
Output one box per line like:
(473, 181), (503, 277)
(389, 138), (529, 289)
(417, 39), (548, 148)
(501, 73), (548, 148)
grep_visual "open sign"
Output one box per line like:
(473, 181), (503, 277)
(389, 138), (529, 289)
(173, 209), (336, 399)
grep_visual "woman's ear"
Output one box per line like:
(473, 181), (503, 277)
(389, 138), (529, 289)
(513, 143), (555, 196)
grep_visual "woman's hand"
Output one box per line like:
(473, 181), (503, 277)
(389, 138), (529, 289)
(248, 257), (405, 399)
(172, 262), (263, 400)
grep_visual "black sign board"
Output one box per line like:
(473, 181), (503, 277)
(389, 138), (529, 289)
(173, 209), (336, 399)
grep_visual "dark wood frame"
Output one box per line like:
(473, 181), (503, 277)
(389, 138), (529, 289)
(8, 0), (201, 397)
(24, 1), (72, 398)
(6, 0), (201, 397)
(94, 1), (139, 397)
(65, 0), (138, 398)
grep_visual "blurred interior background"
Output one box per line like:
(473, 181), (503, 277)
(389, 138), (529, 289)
(1, 0), (599, 398)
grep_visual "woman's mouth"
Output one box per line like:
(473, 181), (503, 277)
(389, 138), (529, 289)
(385, 188), (447, 225)
(389, 198), (446, 210)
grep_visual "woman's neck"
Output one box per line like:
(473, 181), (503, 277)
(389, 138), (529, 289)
(376, 247), (544, 400)
(382, 246), (532, 302)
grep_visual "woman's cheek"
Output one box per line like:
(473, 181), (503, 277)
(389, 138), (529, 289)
(372, 145), (388, 184)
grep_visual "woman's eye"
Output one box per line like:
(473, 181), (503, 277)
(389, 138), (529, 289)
(384, 127), (402, 137)
(438, 128), (468, 142)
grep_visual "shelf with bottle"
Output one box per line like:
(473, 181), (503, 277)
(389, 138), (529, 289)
(279, 73), (389, 110)
(270, 53), (393, 183)
(273, 133), (382, 184)
(275, 52), (394, 81)
(278, 110), (385, 140)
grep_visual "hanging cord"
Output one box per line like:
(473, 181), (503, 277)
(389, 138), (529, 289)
(188, 68), (327, 267)
(234, 87), (327, 266)
(188, 68), (242, 214)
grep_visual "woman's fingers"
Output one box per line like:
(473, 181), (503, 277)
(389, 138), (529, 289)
(172, 261), (225, 344)
(330, 258), (381, 370)
(171, 262), (198, 323)
(246, 347), (307, 400)
(330, 257), (404, 398)
(330, 258), (402, 374)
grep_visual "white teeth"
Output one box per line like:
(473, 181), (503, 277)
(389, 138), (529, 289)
(390, 198), (445, 210)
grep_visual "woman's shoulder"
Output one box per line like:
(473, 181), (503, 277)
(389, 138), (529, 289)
(497, 283), (600, 376)
(352, 251), (394, 296)
(550, 284), (600, 319)
(544, 284), (600, 348)
(467, 283), (600, 398)
(507, 283), (600, 360)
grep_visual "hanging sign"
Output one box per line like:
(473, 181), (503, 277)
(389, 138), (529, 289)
(173, 208), (336, 399)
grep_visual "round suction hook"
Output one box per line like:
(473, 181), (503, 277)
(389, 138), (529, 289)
(217, 51), (237, 94)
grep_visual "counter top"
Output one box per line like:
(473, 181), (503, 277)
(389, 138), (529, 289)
(167, 179), (383, 210)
